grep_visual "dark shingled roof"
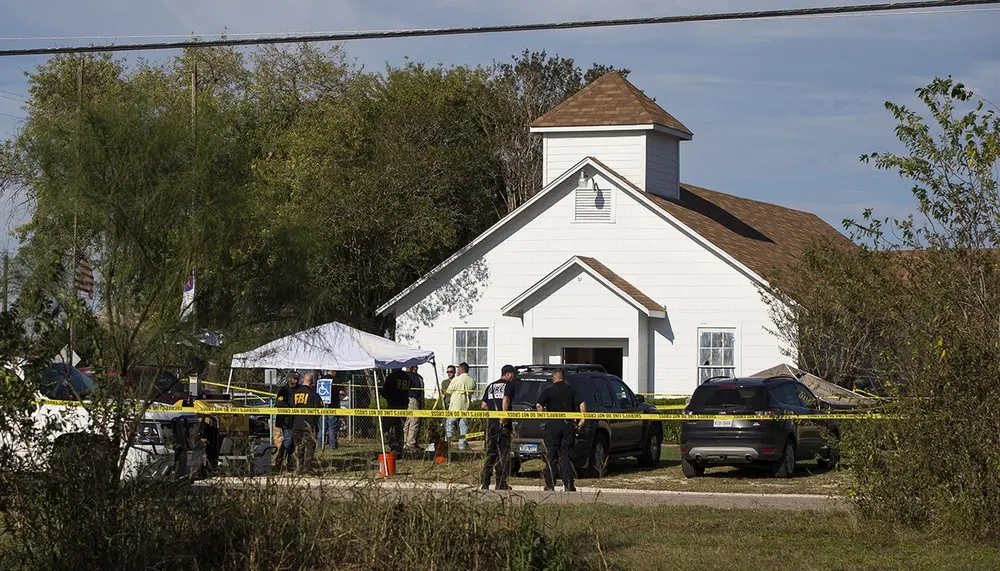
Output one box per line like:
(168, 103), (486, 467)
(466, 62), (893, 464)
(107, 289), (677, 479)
(576, 256), (664, 313)
(646, 185), (854, 279)
(529, 71), (693, 136)
(585, 157), (853, 278)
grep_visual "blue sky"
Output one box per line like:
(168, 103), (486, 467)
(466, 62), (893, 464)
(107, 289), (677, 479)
(1, 0), (998, 252)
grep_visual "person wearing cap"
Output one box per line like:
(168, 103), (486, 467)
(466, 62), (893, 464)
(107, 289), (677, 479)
(273, 371), (299, 472)
(480, 364), (517, 490)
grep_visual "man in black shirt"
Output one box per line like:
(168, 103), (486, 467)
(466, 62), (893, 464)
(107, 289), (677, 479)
(480, 364), (516, 490)
(403, 366), (425, 453)
(381, 368), (411, 456)
(273, 371), (299, 472)
(291, 372), (324, 474)
(535, 368), (587, 491)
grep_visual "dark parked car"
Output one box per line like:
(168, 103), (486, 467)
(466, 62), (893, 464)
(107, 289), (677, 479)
(510, 364), (663, 478)
(679, 376), (840, 478)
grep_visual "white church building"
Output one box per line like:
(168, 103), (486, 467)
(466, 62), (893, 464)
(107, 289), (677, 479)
(376, 72), (849, 396)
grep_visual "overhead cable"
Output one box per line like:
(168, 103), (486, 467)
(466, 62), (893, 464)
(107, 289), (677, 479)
(0, 0), (997, 57)
(0, 5), (997, 44)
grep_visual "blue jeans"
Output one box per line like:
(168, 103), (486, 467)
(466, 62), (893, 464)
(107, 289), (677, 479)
(445, 417), (468, 442)
(282, 428), (294, 452)
(326, 415), (339, 448)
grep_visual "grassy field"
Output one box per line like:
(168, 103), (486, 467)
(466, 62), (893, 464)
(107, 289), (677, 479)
(536, 504), (1000, 570)
(309, 442), (853, 496)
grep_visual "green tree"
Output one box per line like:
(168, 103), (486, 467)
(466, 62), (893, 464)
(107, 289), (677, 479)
(253, 61), (501, 332)
(11, 52), (256, 374)
(766, 77), (1000, 539)
(483, 50), (630, 212)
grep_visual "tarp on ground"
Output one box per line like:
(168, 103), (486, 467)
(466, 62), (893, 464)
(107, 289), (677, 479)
(230, 321), (434, 371)
(750, 363), (877, 409)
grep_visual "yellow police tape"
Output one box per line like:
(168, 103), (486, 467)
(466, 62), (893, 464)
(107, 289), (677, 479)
(33, 399), (898, 421)
(199, 382), (689, 409)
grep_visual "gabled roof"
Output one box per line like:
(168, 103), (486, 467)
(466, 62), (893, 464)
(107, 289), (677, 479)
(376, 156), (851, 316)
(529, 71), (693, 137)
(502, 256), (665, 318)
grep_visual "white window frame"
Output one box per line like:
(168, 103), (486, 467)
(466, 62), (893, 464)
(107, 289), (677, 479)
(454, 328), (490, 391)
(697, 328), (737, 384)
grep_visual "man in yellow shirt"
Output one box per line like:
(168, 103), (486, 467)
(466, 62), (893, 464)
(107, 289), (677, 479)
(443, 362), (477, 450)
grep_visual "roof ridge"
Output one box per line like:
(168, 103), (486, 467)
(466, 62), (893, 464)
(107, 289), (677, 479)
(527, 72), (621, 129)
(529, 71), (692, 135)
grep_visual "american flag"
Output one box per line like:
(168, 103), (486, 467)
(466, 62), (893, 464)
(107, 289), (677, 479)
(181, 269), (195, 320)
(74, 252), (94, 299)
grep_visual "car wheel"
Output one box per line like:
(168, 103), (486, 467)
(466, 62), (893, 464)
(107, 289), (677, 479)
(586, 433), (609, 478)
(638, 427), (662, 467)
(681, 456), (704, 478)
(773, 440), (796, 478)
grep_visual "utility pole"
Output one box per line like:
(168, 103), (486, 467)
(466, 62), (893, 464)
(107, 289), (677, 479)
(187, 61), (199, 397)
(2, 250), (9, 314)
(69, 55), (84, 362)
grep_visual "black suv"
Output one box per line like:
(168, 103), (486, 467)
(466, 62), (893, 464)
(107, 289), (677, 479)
(510, 364), (663, 478)
(679, 376), (840, 478)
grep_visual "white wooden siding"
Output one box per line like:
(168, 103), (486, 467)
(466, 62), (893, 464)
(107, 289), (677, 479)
(544, 132), (646, 188)
(397, 169), (791, 396)
(645, 132), (680, 200)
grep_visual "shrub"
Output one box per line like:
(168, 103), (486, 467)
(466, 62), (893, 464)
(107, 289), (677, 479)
(0, 471), (588, 571)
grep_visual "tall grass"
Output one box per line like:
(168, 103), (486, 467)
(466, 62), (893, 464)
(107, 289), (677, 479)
(0, 466), (588, 571)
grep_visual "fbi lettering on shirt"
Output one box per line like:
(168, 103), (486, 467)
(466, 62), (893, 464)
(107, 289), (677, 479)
(294, 393), (308, 405)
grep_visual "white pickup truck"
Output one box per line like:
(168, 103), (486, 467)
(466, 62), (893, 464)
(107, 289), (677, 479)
(4, 361), (204, 480)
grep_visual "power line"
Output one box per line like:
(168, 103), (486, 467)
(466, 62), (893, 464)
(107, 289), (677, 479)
(0, 111), (25, 119)
(0, 89), (26, 101)
(1, 5), (997, 44)
(0, 0), (996, 57)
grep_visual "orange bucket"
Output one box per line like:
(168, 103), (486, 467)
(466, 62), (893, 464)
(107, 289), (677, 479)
(378, 453), (396, 477)
(434, 440), (449, 464)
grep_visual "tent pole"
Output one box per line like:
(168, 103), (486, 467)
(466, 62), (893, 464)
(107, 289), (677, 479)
(431, 357), (443, 411)
(225, 368), (234, 394)
(373, 368), (389, 474)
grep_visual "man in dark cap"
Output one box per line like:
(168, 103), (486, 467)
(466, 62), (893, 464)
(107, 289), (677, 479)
(480, 364), (517, 490)
(273, 371), (299, 472)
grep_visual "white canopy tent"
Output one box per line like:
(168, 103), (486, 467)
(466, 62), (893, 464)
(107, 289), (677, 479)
(230, 321), (434, 371)
(228, 321), (437, 472)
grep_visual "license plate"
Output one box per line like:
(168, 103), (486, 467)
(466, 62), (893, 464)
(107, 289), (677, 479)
(713, 419), (733, 428)
(519, 443), (538, 453)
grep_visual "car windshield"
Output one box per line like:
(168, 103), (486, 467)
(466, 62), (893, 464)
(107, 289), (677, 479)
(512, 377), (552, 406)
(41, 363), (98, 400)
(688, 384), (766, 411)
